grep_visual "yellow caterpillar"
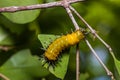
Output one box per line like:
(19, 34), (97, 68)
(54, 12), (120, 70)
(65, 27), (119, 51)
(43, 30), (84, 66)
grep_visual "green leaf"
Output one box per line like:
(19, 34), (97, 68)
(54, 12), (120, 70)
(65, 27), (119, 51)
(0, 26), (13, 45)
(80, 73), (89, 80)
(0, 0), (42, 24)
(49, 53), (69, 79)
(38, 34), (69, 79)
(111, 52), (120, 76)
(38, 34), (60, 49)
(114, 59), (120, 75)
(0, 15), (27, 35)
(0, 49), (49, 80)
(109, 0), (120, 7)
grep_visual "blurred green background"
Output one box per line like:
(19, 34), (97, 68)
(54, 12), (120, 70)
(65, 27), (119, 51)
(0, 0), (120, 80)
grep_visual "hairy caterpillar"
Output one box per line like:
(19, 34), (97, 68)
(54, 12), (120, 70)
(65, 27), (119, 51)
(42, 30), (84, 67)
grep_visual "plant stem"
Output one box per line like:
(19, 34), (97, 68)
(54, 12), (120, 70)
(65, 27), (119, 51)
(65, 7), (79, 30)
(0, 46), (13, 51)
(0, 0), (84, 12)
(0, 73), (10, 80)
(76, 44), (80, 80)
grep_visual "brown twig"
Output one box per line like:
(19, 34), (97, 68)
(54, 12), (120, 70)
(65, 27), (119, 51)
(0, 0), (84, 12)
(76, 44), (80, 80)
(65, 7), (80, 30)
(85, 39), (115, 80)
(0, 73), (10, 80)
(0, 46), (13, 51)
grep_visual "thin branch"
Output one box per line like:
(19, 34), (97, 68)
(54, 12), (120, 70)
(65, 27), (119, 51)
(0, 46), (13, 51)
(69, 6), (96, 33)
(94, 34), (115, 57)
(0, 0), (84, 13)
(76, 44), (80, 80)
(69, 6), (114, 56)
(65, 7), (80, 30)
(85, 39), (115, 80)
(0, 73), (10, 80)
